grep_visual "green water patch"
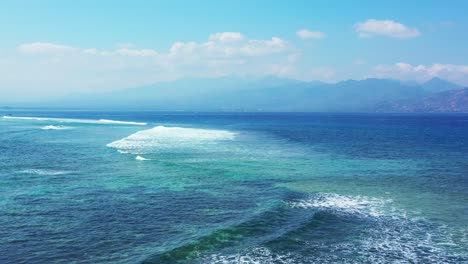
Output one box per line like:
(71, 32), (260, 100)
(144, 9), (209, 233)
(140, 201), (313, 264)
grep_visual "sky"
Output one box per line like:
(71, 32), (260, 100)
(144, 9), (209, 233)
(1, 0), (468, 101)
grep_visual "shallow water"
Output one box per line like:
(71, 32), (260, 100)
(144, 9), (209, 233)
(1, 112), (467, 263)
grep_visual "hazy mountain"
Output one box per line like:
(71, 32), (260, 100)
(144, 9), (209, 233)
(375, 88), (468, 112)
(57, 76), (302, 110)
(218, 78), (427, 111)
(421, 77), (462, 93)
(53, 77), (425, 111)
(18, 76), (464, 112)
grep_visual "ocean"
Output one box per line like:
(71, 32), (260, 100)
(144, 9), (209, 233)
(1, 111), (467, 263)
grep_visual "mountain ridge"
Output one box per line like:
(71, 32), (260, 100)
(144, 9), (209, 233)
(5, 76), (466, 112)
(375, 87), (468, 113)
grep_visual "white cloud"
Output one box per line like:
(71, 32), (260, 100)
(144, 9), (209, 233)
(17, 42), (78, 54)
(168, 35), (290, 58)
(296, 29), (326, 39)
(373, 62), (468, 85)
(20, 36), (287, 59)
(209, 32), (245, 42)
(355, 19), (421, 39)
(239, 37), (288, 56)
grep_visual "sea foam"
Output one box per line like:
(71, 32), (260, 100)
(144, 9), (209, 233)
(18, 169), (71, 176)
(287, 193), (391, 218)
(2, 116), (147, 125)
(107, 126), (236, 154)
(41, 125), (72, 130)
(286, 193), (463, 262)
(206, 247), (295, 264)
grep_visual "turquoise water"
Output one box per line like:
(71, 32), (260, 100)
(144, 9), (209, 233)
(1, 112), (467, 263)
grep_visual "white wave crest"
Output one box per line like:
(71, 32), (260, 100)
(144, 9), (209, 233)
(18, 169), (71, 175)
(107, 126), (236, 154)
(287, 193), (391, 217)
(98, 119), (147, 125)
(3, 116), (146, 125)
(41, 125), (72, 130)
(135, 155), (151, 161)
(3, 116), (46, 121)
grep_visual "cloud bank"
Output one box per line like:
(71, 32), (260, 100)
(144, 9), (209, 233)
(355, 19), (421, 39)
(3, 32), (297, 100)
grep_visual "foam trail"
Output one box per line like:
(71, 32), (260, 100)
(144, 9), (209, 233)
(2, 116), (147, 126)
(41, 125), (72, 130)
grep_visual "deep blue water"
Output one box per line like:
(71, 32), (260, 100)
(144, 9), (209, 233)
(1, 111), (467, 263)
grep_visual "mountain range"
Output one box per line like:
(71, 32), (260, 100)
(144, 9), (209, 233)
(8, 76), (468, 112)
(375, 88), (468, 112)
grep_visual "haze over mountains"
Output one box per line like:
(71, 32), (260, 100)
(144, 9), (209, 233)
(5, 77), (467, 112)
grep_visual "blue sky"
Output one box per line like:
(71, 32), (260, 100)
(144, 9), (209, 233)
(1, 0), (467, 100)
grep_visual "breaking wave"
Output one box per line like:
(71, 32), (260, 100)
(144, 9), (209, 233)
(2, 116), (147, 125)
(97, 119), (147, 125)
(2, 116), (47, 121)
(107, 126), (237, 154)
(285, 193), (467, 263)
(141, 192), (467, 263)
(135, 155), (151, 161)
